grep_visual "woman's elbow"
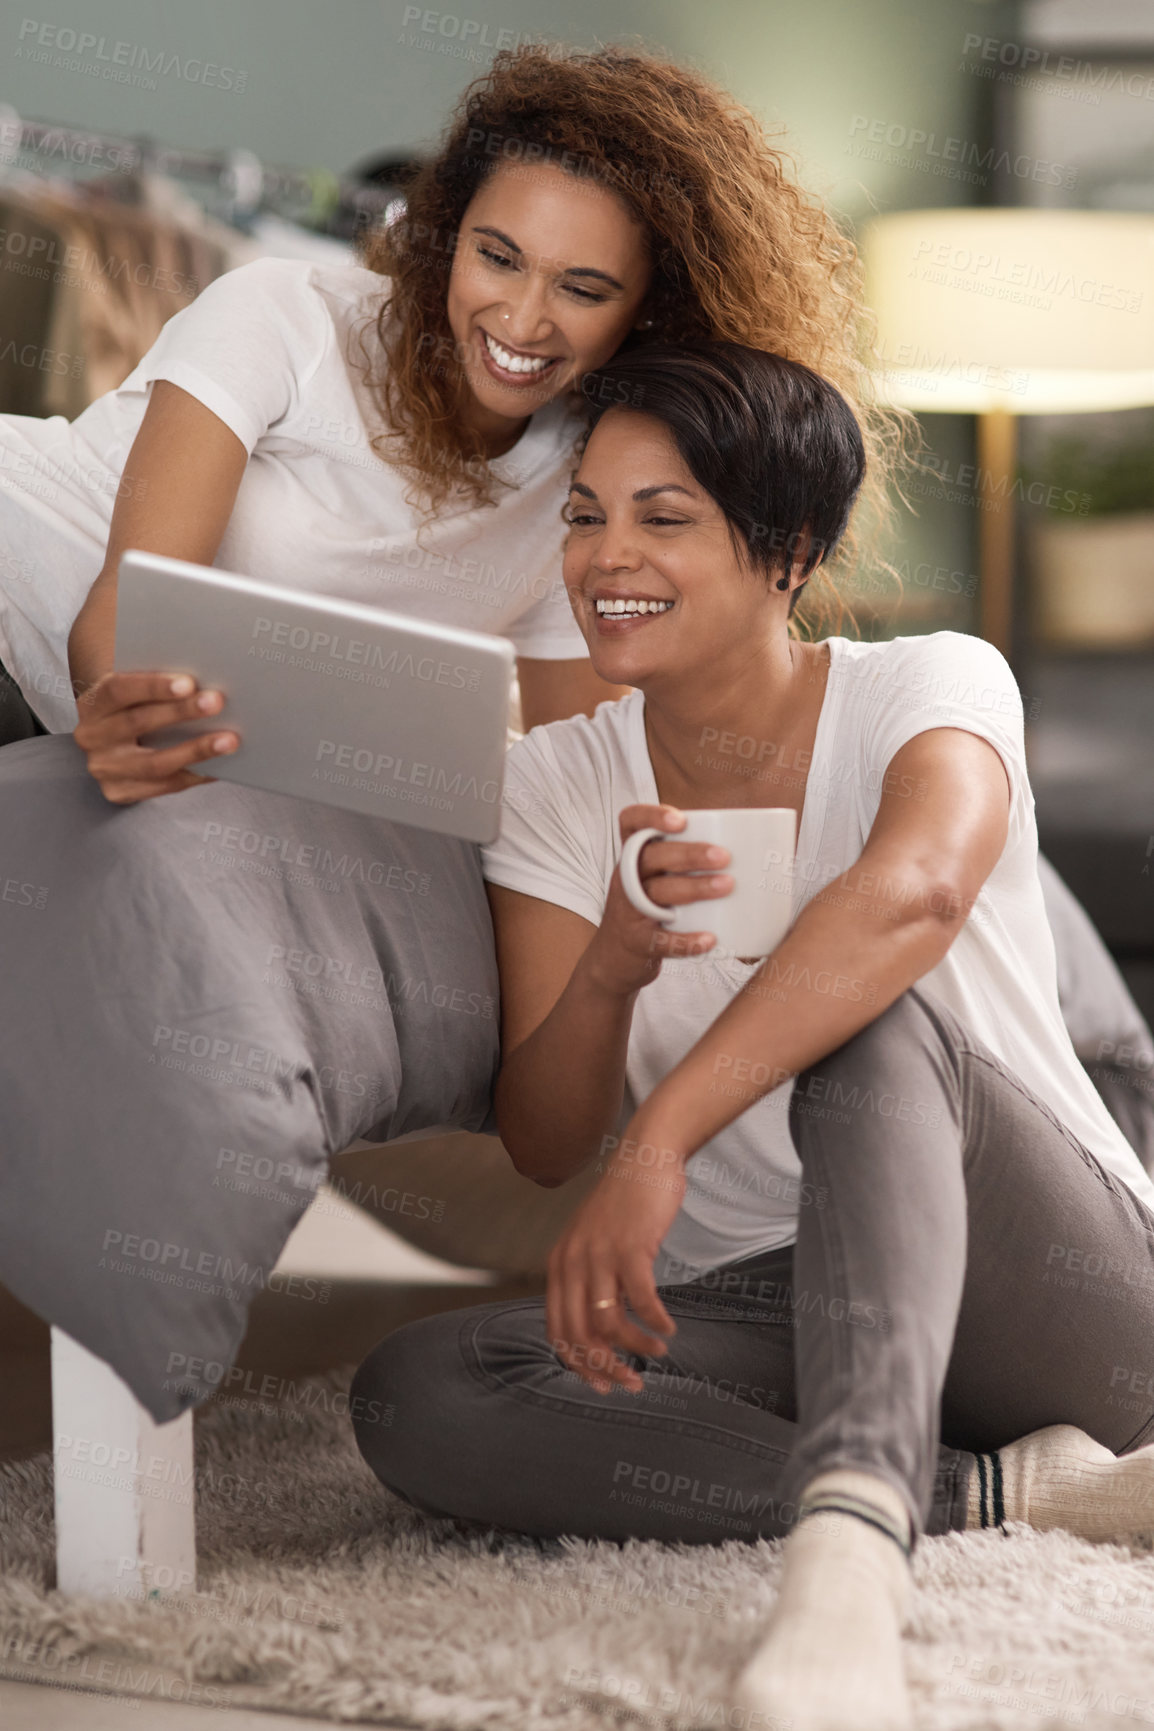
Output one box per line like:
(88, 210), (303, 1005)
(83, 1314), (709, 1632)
(853, 857), (975, 940)
(883, 873), (974, 972)
(917, 875), (979, 940)
(527, 1166), (568, 1190)
(491, 1099), (562, 1188)
(501, 1135), (567, 1189)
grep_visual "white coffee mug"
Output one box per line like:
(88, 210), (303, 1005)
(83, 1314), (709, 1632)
(617, 807), (797, 960)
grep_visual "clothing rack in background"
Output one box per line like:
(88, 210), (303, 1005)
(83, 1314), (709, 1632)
(0, 104), (415, 418)
(0, 106), (409, 235)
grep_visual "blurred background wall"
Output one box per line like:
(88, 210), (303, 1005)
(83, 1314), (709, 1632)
(6, 0), (1010, 214)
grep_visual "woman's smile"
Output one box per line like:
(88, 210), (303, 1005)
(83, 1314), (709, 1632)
(475, 326), (564, 389)
(590, 592), (677, 633)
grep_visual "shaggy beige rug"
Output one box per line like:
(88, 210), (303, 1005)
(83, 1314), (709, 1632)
(1, 1368), (1152, 1728)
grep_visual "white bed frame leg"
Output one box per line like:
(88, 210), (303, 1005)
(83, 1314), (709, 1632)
(51, 1327), (196, 1598)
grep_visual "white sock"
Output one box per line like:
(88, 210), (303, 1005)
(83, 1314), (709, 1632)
(967, 1423), (1154, 1544)
(733, 1468), (914, 1731)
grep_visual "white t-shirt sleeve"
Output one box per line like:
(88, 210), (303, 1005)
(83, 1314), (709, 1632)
(115, 257), (326, 455)
(505, 569), (589, 660)
(861, 630), (1032, 846)
(482, 725), (606, 927)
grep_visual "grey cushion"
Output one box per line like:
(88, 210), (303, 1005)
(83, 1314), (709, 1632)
(1038, 852), (1154, 1174)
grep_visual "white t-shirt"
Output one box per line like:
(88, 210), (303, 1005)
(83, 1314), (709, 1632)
(0, 256), (588, 732)
(482, 629), (1154, 1282)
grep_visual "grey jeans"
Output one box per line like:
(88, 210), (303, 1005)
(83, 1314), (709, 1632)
(351, 985), (1154, 1550)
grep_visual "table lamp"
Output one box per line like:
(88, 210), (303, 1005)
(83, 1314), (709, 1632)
(860, 209), (1154, 658)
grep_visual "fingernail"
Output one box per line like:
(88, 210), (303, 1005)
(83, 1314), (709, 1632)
(196, 691), (220, 713)
(710, 874), (731, 889)
(706, 846), (728, 863)
(170, 676), (194, 697)
(212, 735), (234, 753)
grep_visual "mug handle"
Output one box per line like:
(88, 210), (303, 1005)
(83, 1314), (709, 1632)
(618, 827), (674, 924)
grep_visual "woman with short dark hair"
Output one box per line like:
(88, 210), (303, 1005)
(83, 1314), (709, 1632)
(352, 340), (1154, 1731)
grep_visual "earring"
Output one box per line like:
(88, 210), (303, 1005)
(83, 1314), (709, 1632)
(776, 575), (790, 591)
(637, 317), (655, 330)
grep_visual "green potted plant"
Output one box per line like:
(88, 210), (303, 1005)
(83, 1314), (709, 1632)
(1023, 416), (1154, 649)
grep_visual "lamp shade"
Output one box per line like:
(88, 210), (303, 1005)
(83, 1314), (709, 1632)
(861, 209), (1154, 414)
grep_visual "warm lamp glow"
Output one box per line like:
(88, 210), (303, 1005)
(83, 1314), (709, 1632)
(861, 210), (1154, 414)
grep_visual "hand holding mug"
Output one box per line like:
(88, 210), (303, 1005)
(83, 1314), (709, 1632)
(584, 804), (736, 999)
(618, 805), (797, 964)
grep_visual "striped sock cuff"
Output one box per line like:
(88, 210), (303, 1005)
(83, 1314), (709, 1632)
(795, 1490), (912, 1560)
(975, 1452), (1007, 1531)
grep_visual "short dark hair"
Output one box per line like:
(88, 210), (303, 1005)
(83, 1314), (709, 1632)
(577, 341), (866, 616)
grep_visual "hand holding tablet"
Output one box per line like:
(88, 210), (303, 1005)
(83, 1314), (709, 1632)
(113, 551), (515, 842)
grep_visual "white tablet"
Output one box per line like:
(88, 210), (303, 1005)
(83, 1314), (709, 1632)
(114, 550), (515, 844)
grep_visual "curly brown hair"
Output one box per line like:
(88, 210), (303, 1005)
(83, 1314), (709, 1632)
(356, 41), (909, 638)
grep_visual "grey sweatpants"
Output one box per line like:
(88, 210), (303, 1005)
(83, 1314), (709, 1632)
(351, 986), (1154, 1550)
